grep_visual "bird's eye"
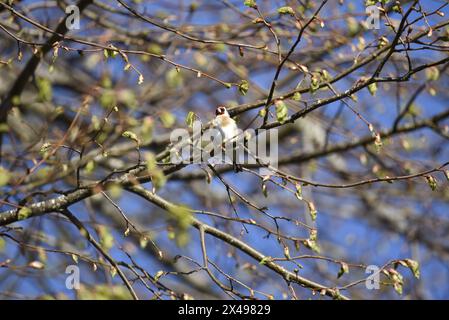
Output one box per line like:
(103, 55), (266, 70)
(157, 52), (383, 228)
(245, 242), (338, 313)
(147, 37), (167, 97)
(216, 107), (224, 115)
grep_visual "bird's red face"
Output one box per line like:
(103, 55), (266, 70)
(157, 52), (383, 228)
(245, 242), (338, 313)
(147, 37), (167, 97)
(215, 106), (227, 116)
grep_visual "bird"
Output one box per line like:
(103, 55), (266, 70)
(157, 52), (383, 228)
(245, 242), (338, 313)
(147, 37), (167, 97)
(213, 106), (239, 142)
(212, 106), (242, 172)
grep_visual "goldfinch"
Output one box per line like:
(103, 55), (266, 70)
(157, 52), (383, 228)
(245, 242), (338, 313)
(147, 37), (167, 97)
(212, 106), (242, 172)
(213, 106), (239, 142)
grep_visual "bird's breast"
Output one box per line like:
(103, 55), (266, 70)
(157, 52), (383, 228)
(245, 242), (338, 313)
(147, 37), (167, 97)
(215, 116), (238, 140)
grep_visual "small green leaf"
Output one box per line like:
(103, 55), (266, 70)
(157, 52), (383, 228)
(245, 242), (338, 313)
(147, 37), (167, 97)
(259, 256), (273, 265)
(37, 248), (47, 264)
(292, 92), (302, 101)
(148, 43), (163, 55)
(349, 94), (358, 102)
(145, 152), (157, 171)
(140, 236), (148, 249)
(388, 269), (404, 295)
(275, 100), (288, 124)
(321, 69), (330, 81)
(103, 45), (118, 59)
(18, 207), (32, 221)
(167, 205), (193, 247)
(425, 175), (437, 191)
(304, 229), (320, 253)
(304, 238), (320, 253)
(213, 43), (226, 52)
(154, 270), (164, 282)
(347, 17), (359, 36)
(36, 77), (53, 102)
(374, 133), (382, 152)
(307, 201), (317, 221)
(185, 111), (196, 128)
(394, 282), (403, 295)
(122, 130), (140, 145)
(167, 231), (175, 240)
(295, 184), (303, 200)
(392, 4), (401, 12)
(238, 80), (249, 95)
(404, 259), (420, 279)
(98, 226), (114, 252)
(142, 117), (154, 143)
(151, 170), (167, 190)
(378, 36), (389, 49)
(309, 229), (317, 242)
(85, 160), (95, 173)
(310, 74), (320, 93)
(100, 89), (116, 108)
(337, 262), (349, 279)
(262, 182), (268, 197)
(425, 66), (440, 81)
(277, 6), (294, 16)
(283, 246), (291, 259)
(124, 228), (130, 237)
(165, 68), (183, 88)
(368, 82), (378, 96)
(244, 0), (257, 9)
(168, 205), (193, 230)
(160, 111), (176, 128)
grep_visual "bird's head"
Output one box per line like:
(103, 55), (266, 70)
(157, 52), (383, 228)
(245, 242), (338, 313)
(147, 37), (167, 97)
(215, 106), (229, 117)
